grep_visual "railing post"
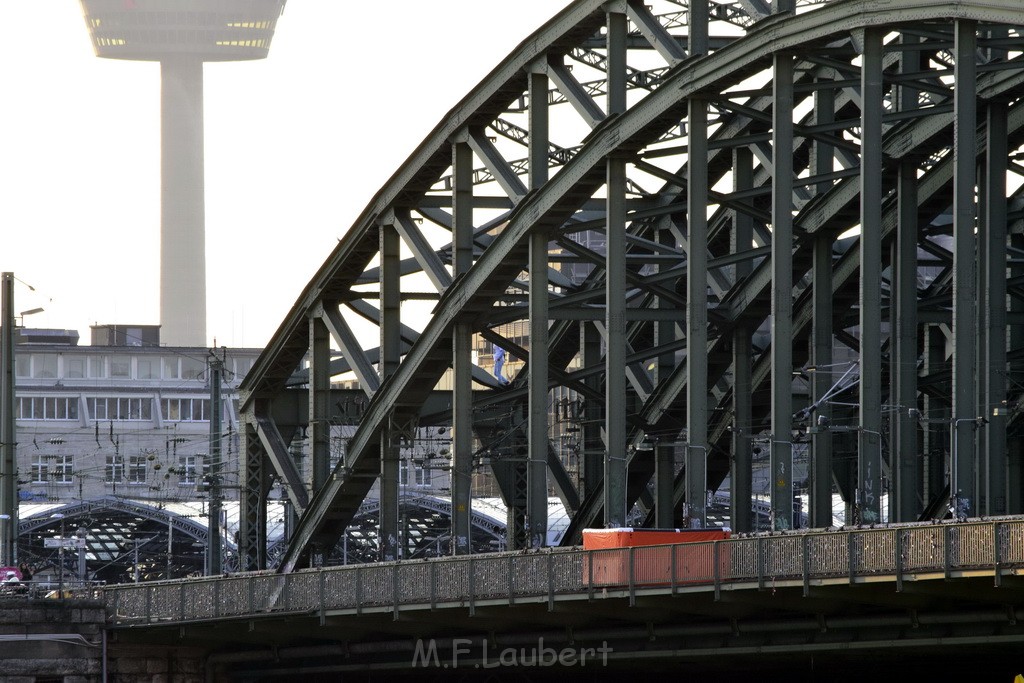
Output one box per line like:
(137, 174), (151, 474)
(145, 585), (152, 625)
(944, 525), (952, 580)
(671, 544), (678, 597)
(802, 534), (810, 597)
(847, 531), (856, 585)
(587, 549), (594, 601)
(355, 566), (363, 616)
(713, 541), (721, 601)
(179, 582), (186, 622)
(248, 573), (255, 613)
(895, 528), (904, 592)
(213, 580), (220, 619)
(319, 569), (327, 624)
(547, 551), (555, 612)
(430, 559), (437, 611)
(468, 556), (476, 617)
(628, 547), (636, 607)
(757, 537), (765, 591)
(392, 562), (400, 621)
(994, 521), (1002, 588)
(508, 554), (515, 606)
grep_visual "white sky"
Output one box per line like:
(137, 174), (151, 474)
(0, 2), (560, 349)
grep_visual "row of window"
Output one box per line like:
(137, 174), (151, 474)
(90, 14), (278, 29)
(31, 454), (426, 488)
(215, 39), (270, 48)
(31, 454), (204, 486)
(17, 397), (217, 423)
(16, 353), (252, 382)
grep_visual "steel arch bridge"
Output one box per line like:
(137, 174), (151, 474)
(237, 0), (1024, 573)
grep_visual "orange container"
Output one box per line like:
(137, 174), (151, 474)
(582, 528), (730, 587)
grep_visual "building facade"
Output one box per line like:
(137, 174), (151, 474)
(13, 325), (260, 504)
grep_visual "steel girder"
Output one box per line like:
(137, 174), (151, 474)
(236, 0), (1024, 571)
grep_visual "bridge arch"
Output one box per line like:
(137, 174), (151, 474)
(237, 0), (1024, 572)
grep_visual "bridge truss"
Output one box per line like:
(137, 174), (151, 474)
(237, 0), (1024, 572)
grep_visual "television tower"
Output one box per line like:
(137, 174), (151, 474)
(80, 0), (287, 346)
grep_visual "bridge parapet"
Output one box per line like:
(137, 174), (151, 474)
(104, 518), (1024, 627)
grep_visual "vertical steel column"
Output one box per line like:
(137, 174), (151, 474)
(689, 0), (708, 55)
(952, 21), (978, 518)
(922, 326), (948, 505)
(892, 37), (921, 523)
(686, 92), (709, 528)
(810, 80), (834, 529)
(657, 214), (678, 528)
(858, 27), (884, 524)
(452, 139), (475, 552)
(238, 419), (268, 571)
(604, 7), (628, 528)
(1010, 233), (1024, 514)
(770, 51), (795, 530)
(656, 442), (675, 528)
(379, 221), (401, 561)
(810, 239), (834, 528)
(582, 323), (603, 498)
(983, 101), (1008, 515)
(731, 149), (753, 533)
(309, 316), (331, 493)
(527, 67), (550, 547)
(0, 273), (15, 567)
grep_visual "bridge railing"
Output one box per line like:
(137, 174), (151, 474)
(104, 519), (1024, 626)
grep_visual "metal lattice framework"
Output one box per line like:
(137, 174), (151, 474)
(237, 0), (1024, 573)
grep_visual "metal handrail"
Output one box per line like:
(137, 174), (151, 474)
(103, 519), (1024, 626)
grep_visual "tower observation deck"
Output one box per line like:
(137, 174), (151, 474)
(80, 0), (287, 346)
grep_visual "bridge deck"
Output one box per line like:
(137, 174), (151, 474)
(106, 518), (1024, 625)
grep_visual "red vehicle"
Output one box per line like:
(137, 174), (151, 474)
(583, 528), (730, 587)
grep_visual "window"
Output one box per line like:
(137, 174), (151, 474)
(30, 455), (47, 484)
(31, 354), (57, 379)
(65, 355), (86, 379)
(111, 355), (131, 378)
(137, 357), (159, 380)
(234, 357), (252, 378)
(163, 357), (180, 379)
(15, 355), (30, 378)
(127, 455), (147, 484)
(17, 397), (78, 420)
(181, 356), (205, 381)
(105, 455), (124, 484)
(400, 460), (429, 487)
(161, 398), (210, 422)
(53, 455), (73, 484)
(87, 397), (152, 421)
(178, 455), (197, 485)
(88, 356), (106, 379)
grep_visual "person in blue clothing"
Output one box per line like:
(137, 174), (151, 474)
(493, 346), (510, 385)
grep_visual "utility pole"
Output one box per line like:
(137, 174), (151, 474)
(207, 350), (224, 575)
(0, 273), (16, 567)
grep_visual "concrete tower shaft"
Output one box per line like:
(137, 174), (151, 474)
(79, 0), (286, 346)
